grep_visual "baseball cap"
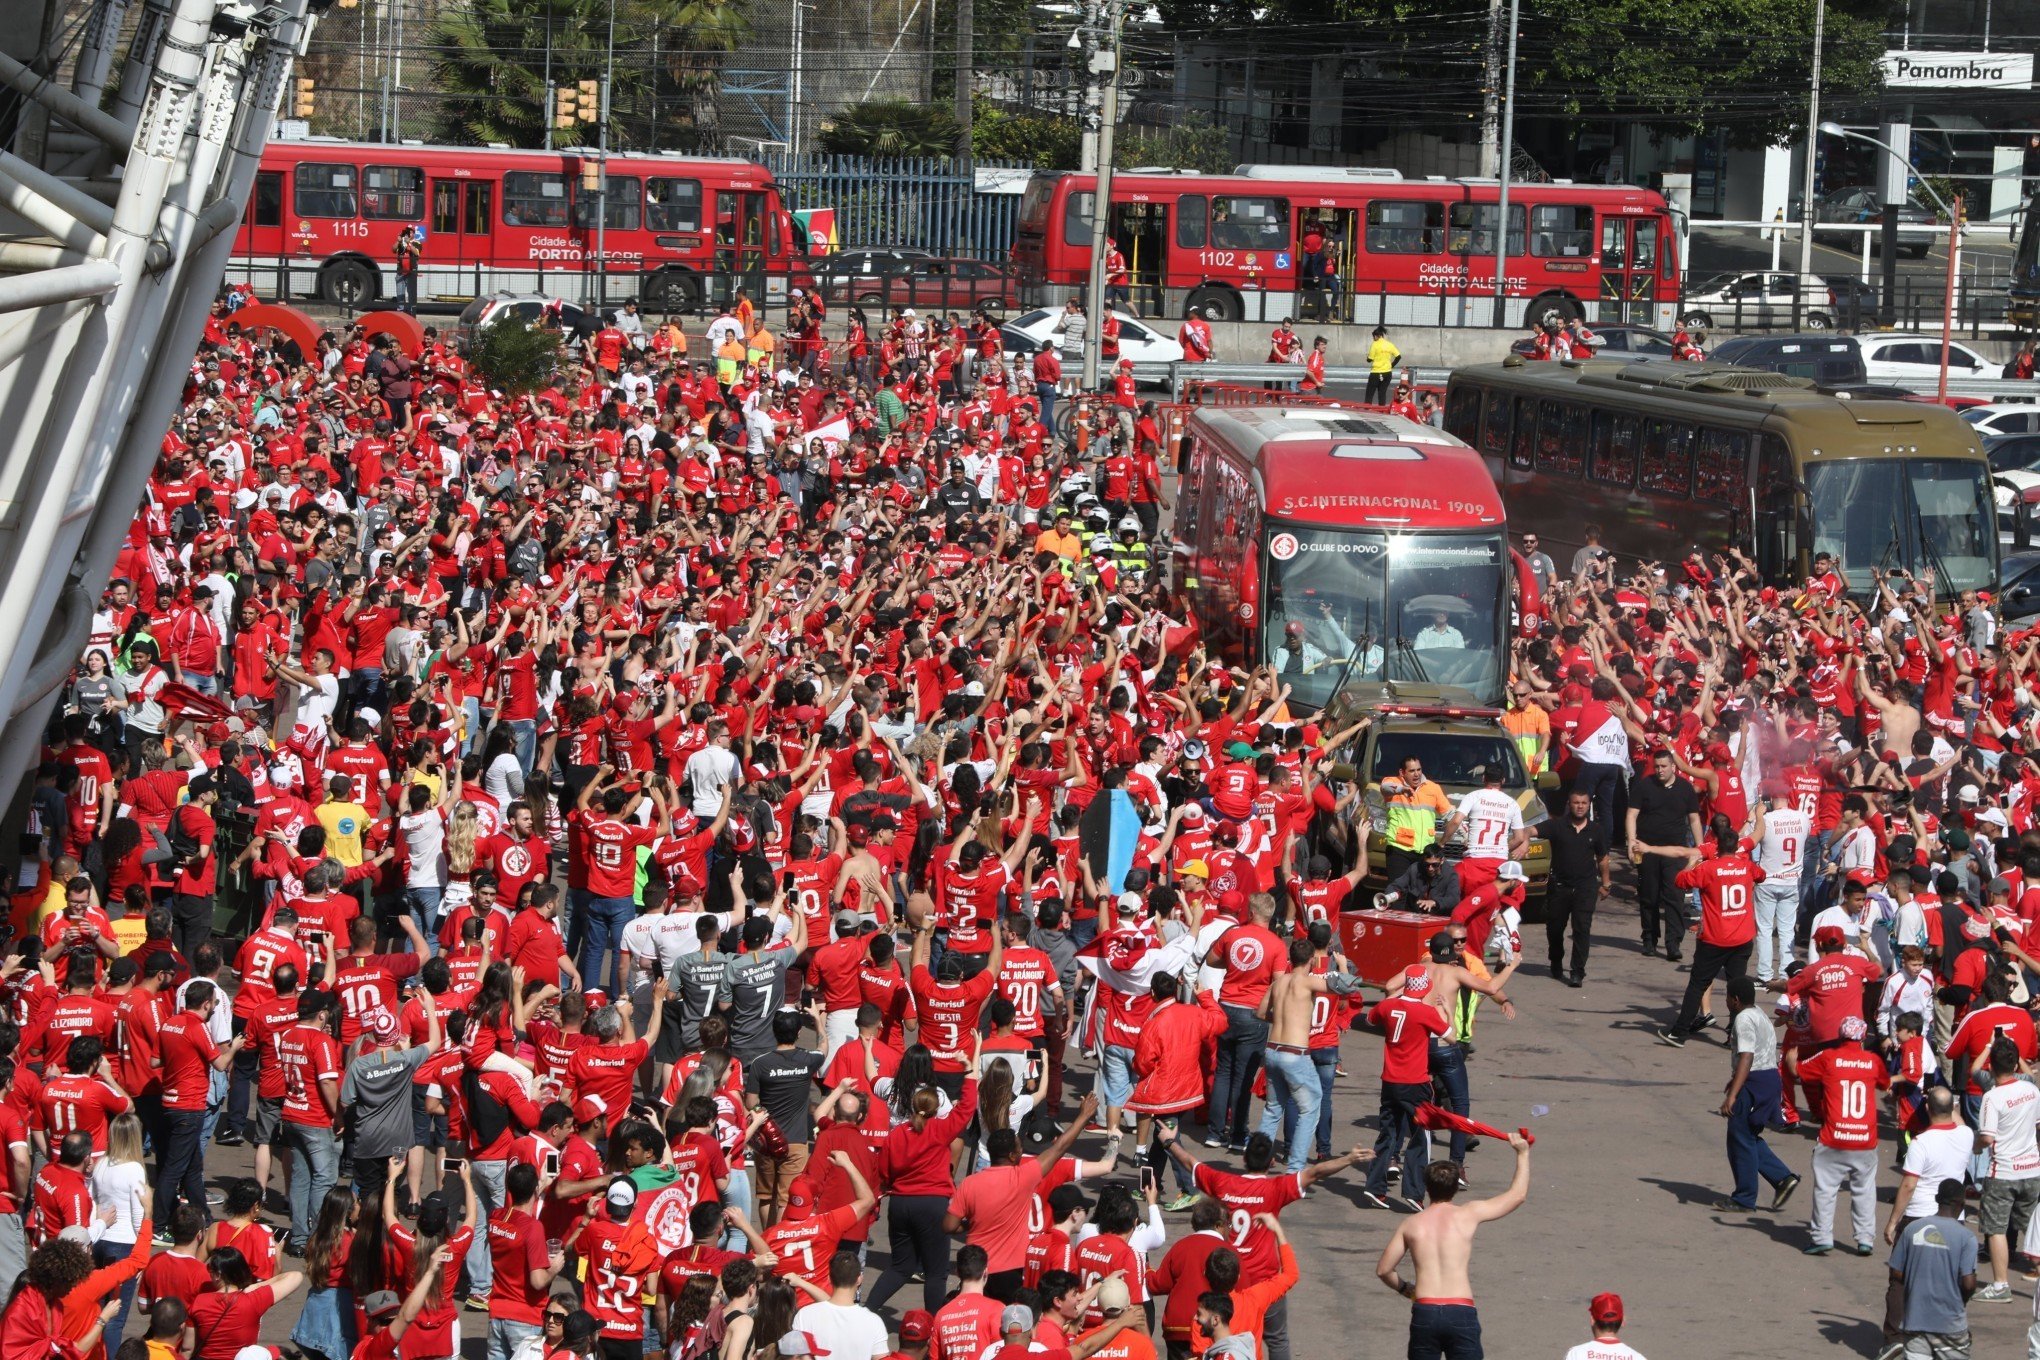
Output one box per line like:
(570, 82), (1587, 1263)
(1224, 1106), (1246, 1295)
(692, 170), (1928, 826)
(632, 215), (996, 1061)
(574, 1095), (607, 1124)
(1589, 1293), (1624, 1326)
(1959, 784), (1982, 802)
(899, 1312), (935, 1344)
(605, 1180), (637, 1210)
(781, 1175), (816, 1222)
(1497, 860), (1527, 883)
(834, 910), (862, 934)
(362, 1291), (402, 1319)
(1001, 1304), (1035, 1334)
(1117, 891), (1144, 912)
(1217, 888), (1248, 918)
(1402, 966), (1433, 997)
(1095, 1278), (1132, 1314)
(1812, 925), (1846, 948)
(1177, 859), (1210, 880)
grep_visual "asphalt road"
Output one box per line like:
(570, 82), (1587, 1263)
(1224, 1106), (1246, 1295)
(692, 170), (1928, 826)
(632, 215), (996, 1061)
(203, 878), (2035, 1360)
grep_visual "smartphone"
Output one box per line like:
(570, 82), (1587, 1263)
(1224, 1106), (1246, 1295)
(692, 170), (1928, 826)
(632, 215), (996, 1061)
(1026, 1054), (1043, 1085)
(543, 1149), (561, 1178)
(1139, 1166), (1156, 1198)
(442, 1156), (465, 1176)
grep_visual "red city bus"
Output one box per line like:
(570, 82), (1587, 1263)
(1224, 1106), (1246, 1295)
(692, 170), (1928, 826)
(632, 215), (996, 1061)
(229, 138), (810, 312)
(1173, 404), (1539, 711)
(1013, 166), (1680, 330)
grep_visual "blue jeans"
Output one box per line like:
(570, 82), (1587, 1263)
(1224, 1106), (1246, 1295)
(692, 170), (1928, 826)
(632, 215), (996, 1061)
(1726, 1069), (1794, 1208)
(158, 1108), (209, 1225)
(462, 698), (483, 756)
(1210, 1005), (1268, 1143)
(1099, 1044), (1136, 1108)
(406, 885), (444, 950)
(284, 1121), (338, 1249)
(1408, 1302), (1484, 1360)
(487, 1318), (541, 1360)
(93, 1238), (139, 1347)
(579, 895), (635, 995)
(1366, 1081), (1431, 1202)
(465, 1158), (507, 1295)
(1035, 381), (1057, 430)
(1430, 1042), (1471, 1162)
(504, 718), (537, 778)
(1274, 1048), (1340, 1160)
(1256, 1047), (1321, 1172)
(720, 1167), (753, 1251)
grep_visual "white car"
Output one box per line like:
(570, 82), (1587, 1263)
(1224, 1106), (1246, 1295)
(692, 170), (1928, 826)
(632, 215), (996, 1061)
(1857, 333), (1994, 385)
(1000, 308), (1186, 368)
(1963, 402), (2040, 437)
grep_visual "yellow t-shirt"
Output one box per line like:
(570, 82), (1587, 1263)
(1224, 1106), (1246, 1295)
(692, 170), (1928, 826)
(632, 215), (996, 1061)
(110, 914), (148, 957)
(31, 882), (67, 934)
(1368, 336), (1402, 374)
(316, 800), (372, 866)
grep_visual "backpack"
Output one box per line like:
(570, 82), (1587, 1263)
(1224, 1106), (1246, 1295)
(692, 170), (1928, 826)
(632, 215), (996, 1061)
(167, 805), (204, 866)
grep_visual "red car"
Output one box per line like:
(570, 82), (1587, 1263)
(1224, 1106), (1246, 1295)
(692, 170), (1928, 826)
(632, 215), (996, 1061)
(819, 255), (1020, 318)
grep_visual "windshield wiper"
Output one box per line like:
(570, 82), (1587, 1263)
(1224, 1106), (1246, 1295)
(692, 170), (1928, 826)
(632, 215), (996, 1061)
(1389, 635), (1431, 685)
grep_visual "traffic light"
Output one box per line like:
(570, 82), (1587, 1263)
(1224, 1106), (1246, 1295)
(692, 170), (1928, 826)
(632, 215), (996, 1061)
(580, 162), (601, 193)
(293, 77), (315, 118)
(576, 79), (599, 123)
(554, 84), (576, 130)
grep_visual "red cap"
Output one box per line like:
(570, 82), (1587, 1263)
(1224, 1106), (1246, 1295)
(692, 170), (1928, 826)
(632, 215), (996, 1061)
(900, 1311), (935, 1343)
(573, 1095), (606, 1124)
(1589, 1293), (1624, 1326)
(1813, 924), (1847, 947)
(1845, 868), (1878, 887)
(781, 1175), (816, 1221)
(1218, 888), (1248, 919)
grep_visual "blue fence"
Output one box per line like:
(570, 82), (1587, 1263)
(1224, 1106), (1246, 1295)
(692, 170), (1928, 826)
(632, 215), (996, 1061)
(762, 153), (1032, 262)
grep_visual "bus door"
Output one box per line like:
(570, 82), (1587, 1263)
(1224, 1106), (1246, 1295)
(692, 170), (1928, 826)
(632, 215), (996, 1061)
(1754, 434), (1808, 583)
(713, 189), (771, 307)
(1598, 214), (1660, 324)
(1108, 200), (1168, 316)
(1297, 207), (1359, 323)
(429, 177), (495, 298)
(240, 168), (285, 291)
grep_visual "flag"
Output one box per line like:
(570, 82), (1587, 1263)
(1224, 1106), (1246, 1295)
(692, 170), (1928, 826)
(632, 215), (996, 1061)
(794, 208), (837, 256)
(1414, 1103), (1535, 1146)
(1078, 787), (1142, 896)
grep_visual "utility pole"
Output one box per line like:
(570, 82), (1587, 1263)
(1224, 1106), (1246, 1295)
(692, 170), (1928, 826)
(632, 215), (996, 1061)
(1792, 0), (1825, 330)
(543, 3), (554, 151)
(1077, 0), (1101, 172)
(789, 0), (804, 156)
(595, 0), (614, 312)
(1478, 0), (1502, 178)
(956, 0), (973, 160)
(1489, 0), (1518, 326)
(1081, 0), (1122, 389)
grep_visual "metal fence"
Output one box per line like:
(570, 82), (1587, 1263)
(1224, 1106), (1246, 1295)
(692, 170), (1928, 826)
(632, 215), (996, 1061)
(763, 154), (1032, 262)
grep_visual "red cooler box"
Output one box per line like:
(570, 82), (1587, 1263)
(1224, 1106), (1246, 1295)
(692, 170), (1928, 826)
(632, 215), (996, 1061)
(1340, 909), (1444, 986)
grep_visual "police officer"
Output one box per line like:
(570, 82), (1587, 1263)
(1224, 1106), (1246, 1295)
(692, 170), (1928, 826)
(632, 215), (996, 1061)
(1111, 515), (1150, 584)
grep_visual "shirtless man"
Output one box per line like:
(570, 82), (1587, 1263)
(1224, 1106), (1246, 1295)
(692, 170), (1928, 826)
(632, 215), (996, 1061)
(1375, 1131), (1531, 1360)
(1257, 935), (1368, 1173)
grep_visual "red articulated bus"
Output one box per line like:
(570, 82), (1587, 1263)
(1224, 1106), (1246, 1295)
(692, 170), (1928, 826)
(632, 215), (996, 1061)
(230, 138), (810, 313)
(1014, 165), (1681, 331)
(1173, 404), (1541, 711)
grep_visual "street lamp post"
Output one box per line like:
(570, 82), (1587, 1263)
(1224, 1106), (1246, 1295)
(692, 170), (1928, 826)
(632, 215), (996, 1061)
(1819, 121), (1961, 403)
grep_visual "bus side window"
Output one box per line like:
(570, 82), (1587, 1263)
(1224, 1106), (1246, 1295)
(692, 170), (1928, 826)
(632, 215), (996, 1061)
(1176, 196), (1208, 249)
(1694, 428), (1750, 504)
(362, 165), (424, 220)
(1064, 191), (1095, 248)
(1480, 388), (1511, 457)
(1366, 201), (1444, 255)
(1509, 397), (1535, 471)
(647, 178), (703, 232)
(1591, 411), (1637, 486)
(503, 172), (569, 228)
(249, 171), (283, 227)
(1641, 419), (1693, 496)
(1529, 204), (1593, 257)
(293, 163), (357, 219)
(1444, 386), (1481, 444)
(1534, 400), (1582, 478)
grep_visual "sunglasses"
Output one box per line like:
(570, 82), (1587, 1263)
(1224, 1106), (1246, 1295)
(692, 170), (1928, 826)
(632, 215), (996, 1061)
(545, 1313), (570, 1324)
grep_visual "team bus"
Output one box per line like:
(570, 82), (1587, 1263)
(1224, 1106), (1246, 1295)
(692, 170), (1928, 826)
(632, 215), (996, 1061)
(1442, 358), (1999, 601)
(1012, 165), (1680, 329)
(1172, 405), (1540, 711)
(229, 138), (810, 312)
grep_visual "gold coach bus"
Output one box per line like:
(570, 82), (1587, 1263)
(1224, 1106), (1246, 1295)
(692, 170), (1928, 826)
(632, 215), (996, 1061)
(1442, 358), (1998, 599)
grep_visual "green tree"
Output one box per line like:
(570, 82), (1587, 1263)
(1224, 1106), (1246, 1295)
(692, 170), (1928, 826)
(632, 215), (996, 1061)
(428, 0), (748, 151)
(468, 318), (567, 395)
(971, 108), (1081, 168)
(1117, 116), (1231, 173)
(820, 101), (962, 156)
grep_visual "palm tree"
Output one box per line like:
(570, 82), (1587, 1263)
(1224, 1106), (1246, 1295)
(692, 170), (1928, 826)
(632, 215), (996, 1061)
(820, 100), (960, 157)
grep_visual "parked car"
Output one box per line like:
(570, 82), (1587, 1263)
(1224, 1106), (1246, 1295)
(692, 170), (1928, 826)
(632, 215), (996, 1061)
(1707, 334), (1867, 386)
(1679, 271), (1862, 330)
(453, 293), (600, 353)
(817, 256), (1020, 318)
(1963, 403), (2040, 437)
(1787, 185), (1938, 258)
(1508, 322), (1676, 359)
(1856, 333), (1995, 385)
(1000, 308), (1186, 366)
(1997, 551), (2040, 622)
(1987, 433), (2040, 476)
(808, 248), (932, 293)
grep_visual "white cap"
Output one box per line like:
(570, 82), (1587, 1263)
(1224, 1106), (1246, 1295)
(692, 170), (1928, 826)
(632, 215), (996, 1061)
(1117, 891), (1144, 911)
(1497, 860), (1528, 882)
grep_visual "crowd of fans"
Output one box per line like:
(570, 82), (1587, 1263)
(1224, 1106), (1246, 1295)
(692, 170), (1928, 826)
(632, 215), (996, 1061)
(1, 283), (2035, 1360)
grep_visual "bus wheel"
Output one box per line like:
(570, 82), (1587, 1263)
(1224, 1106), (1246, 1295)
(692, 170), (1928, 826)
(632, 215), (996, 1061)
(320, 259), (376, 308)
(1185, 286), (1240, 323)
(1527, 292), (1579, 326)
(646, 270), (703, 315)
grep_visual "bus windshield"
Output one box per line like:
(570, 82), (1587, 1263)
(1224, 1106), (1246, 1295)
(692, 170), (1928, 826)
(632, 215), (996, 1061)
(1262, 526), (1507, 708)
(1803, 458), (1997, 597)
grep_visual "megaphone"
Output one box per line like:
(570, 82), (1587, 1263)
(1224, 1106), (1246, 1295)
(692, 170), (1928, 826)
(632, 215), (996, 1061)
(1374, 890), (1400, 909)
